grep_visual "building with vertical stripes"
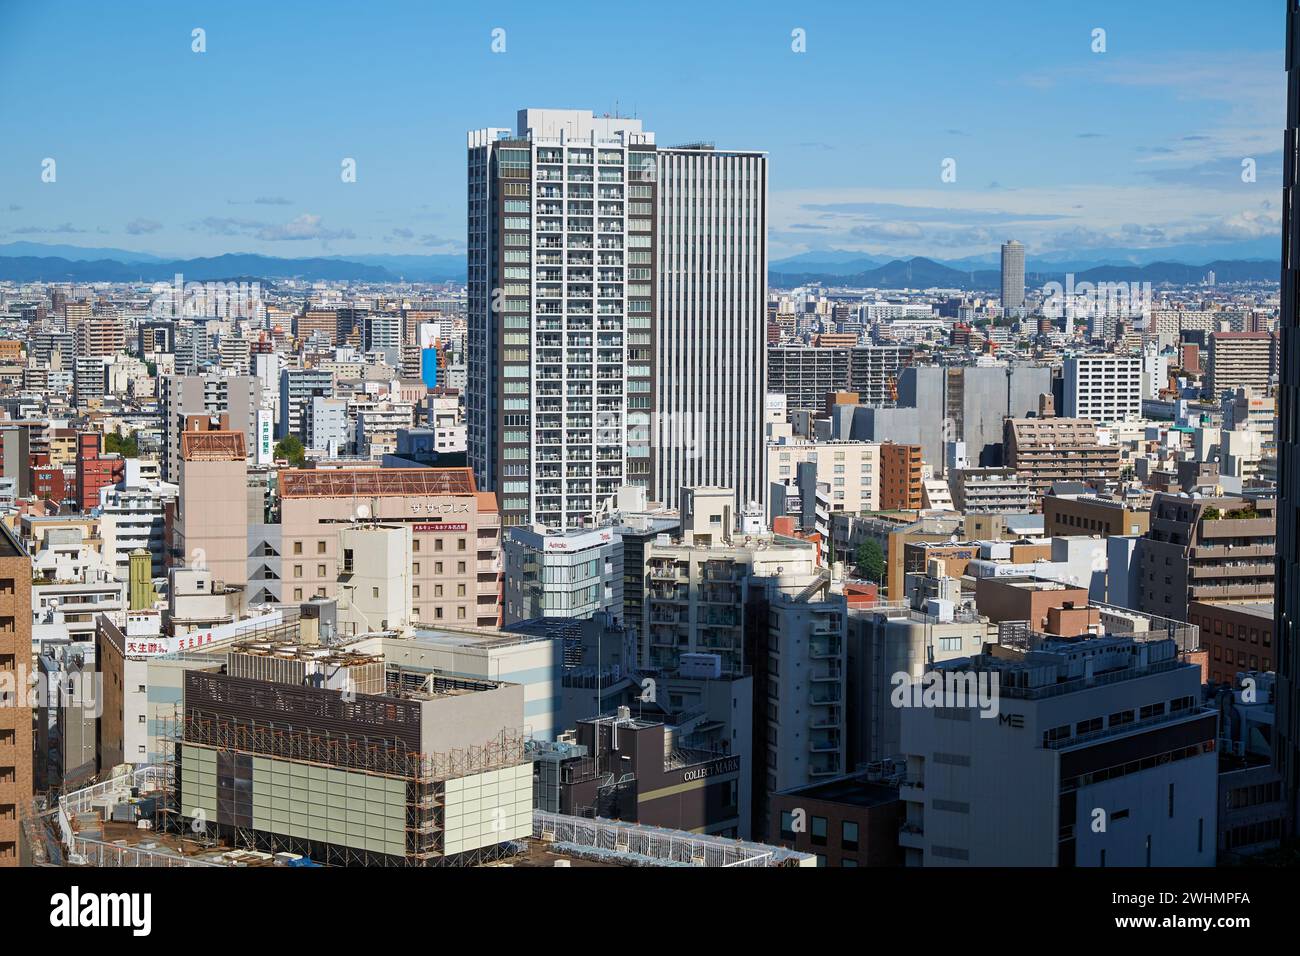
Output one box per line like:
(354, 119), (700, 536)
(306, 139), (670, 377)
(467, 109), (766, 530)
(653, 143), (767, 512)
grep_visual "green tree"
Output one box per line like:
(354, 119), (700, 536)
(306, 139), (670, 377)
(104, 431), (139, 458)
(274, 435), (307, 467)
(856, 540), (886, 583)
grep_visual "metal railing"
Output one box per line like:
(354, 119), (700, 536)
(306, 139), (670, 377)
(58, 764), (221, 867)
(533, 810), (811, 867)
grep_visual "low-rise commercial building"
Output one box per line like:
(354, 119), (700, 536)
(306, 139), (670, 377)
(899, 636), (1217, 866)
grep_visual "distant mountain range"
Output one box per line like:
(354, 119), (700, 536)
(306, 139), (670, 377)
(768, 256), (1280, 290)
(0, 244), (466, 283)
(769, 239), (1281, 276)
(0, 242), (1280, 288)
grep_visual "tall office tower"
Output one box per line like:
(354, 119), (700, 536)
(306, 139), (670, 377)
(1277, 2), (1300, 838)
(468, 109), (657, 530)
(468, 108), (766, 529)
(654, 143), (768, 511)
(1000, 239), (1025, 314)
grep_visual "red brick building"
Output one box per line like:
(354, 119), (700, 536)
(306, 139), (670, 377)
(74, 432), (124, 512)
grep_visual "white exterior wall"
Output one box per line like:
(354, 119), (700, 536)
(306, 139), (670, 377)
(1064, 354), (1143, 423)
(655, 148), (767, 511)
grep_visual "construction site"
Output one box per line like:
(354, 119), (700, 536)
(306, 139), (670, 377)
(50, 761), (813, 868)
(38, 592), (814, 869)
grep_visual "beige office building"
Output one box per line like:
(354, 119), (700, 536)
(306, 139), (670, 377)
(1206, 332), (1275, 398)
(766, 439), (879, 516)
(174, 424), (249, 591)
(277, 468), (501, 629)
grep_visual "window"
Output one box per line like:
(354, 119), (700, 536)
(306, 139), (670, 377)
(779, 812), (796, 840)
(294, 588), (303, 601)
(317, 564), (326, 577)
(317, 540), (326, 554)
(841, 821), (859, 851)
(1043, 724), (1071, 746)
(811, 816), (827, 847)
(413, 563), (420, 575)
(293, 541), (303, 555)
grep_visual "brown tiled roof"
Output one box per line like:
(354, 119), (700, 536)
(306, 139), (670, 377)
(180, 431), (246, 461)
(278, 467), (480, 499)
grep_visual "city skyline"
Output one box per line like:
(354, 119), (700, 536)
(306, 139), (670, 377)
(0, 1), (1284, 263)
(2, 0), (1299, 900)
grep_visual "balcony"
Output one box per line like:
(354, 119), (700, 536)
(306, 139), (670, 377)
(809, 638), (841, 659)
(808, 757), (841, 777)
(809, 733), (840, 753)
(898, 823), (925, 850)
(1189, 582), (1273, 600)
(811, 709), (841, 729)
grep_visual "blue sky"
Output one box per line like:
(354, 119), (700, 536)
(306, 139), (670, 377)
(0, 0), (1285, 263)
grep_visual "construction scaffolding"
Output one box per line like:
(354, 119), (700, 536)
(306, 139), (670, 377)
(180, 714), (525, 783)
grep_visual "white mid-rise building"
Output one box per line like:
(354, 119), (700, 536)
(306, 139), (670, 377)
(1064, 353), (1143, 423)
(899, 635), (1217, 866)
(97, 459), (178, 581)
